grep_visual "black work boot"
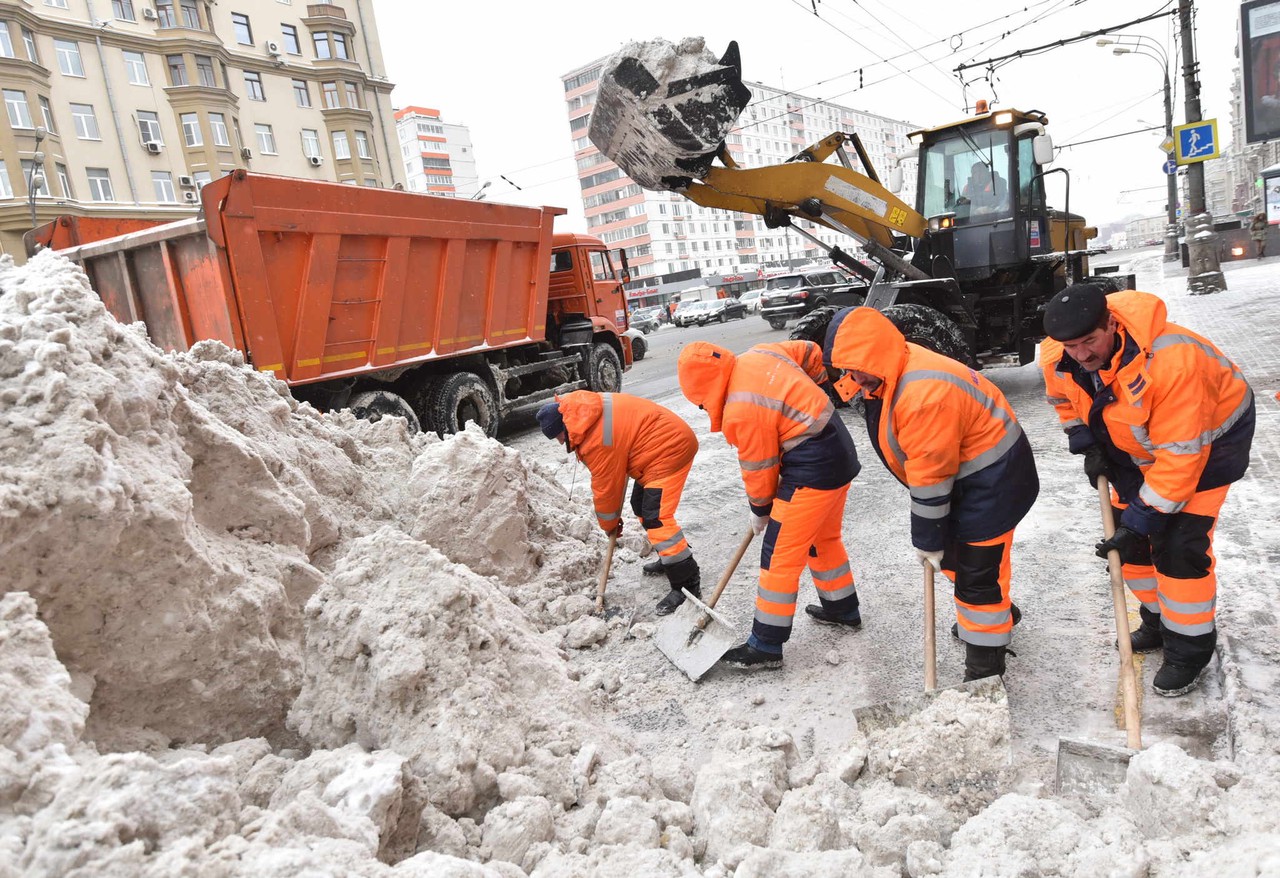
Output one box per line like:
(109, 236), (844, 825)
(962, 644), (1007, 682)
(804, 604), (862, 629)
(951, 602), (1021, 640)
(656, 557), (700, 616)
(721, 643), (783, 670)
(1152, 661), (1205, 697)
(1128, 622), (1164, 653)
(655, 585), (699, 616)
(642, 558), (665, 576)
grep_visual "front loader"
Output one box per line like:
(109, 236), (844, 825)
(589, 38), (1133, 367)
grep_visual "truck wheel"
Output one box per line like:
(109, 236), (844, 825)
(429, 372), (498, 437)
(349, 390), (422, 434)
(631, 335), (647, 361)
(788, 305), (842, 346)
(767, 318), (787, 330)
(880, 304), (978, 368)
(586, 342), (623, 393)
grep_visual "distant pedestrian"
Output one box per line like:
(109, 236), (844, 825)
(1250, 213), (1267, 259)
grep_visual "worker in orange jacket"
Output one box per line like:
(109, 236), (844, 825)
(678, 340), (861, 670)
(536, 391), (701, 616)
(825, 307), (1039, 682)
(1041, 284), (1255, 696)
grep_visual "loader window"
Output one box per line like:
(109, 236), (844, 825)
(920, 130), (1012, 223)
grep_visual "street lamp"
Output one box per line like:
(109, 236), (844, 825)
(26, 126), (48, 232)
(1098, 37), (1179, 262)
(470, 180), (491, 201)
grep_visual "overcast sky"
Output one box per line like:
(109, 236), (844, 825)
(371, 1), (1238, 233)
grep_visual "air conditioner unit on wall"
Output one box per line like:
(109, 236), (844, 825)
(178, 175), (195, 188)
(183, 191), (199, 203)
(264, 40), (282, 56)
(141, 7), (157, 19)
(308, 155), (323, 167)
(144, 141), (162, 155)
(240, 147), (252, 160)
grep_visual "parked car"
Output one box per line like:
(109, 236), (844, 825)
(673, 299), (709, 327)
(739, 288), (764, 312)
(697, 297), (748, 324)
(759, 269), (864, 330)
(629, 307), (661, 334)
(623, 327), (647, 361)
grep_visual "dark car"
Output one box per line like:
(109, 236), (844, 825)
(695, 297), (748, 324)
(629, 307), (661, 333)
(759, 270), (864, 330)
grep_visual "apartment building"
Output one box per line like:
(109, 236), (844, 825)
(394, 105), (478, 198)
(561, 56), (917, 300)
(0, 0), (398, 260)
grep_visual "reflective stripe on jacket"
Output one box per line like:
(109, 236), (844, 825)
(1040, 290), (1254, 534)
(678, 340), (858, 515)
(827, 307), (1038, 550)
(557, 391), (698, 529)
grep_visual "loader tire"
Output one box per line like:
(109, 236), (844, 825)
(585, 342), (623, 393)
(789, 306), (841, 346)
(630, 335), (647, 361)
(428, 371), (498, 437)
(348, 390), (422, 434)
(880, 304), (977, 368)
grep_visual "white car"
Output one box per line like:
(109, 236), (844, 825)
(739, 288), (764, 312)
(623, 327), (647, 361)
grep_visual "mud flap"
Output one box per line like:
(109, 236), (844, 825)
(589, 38), (751, 191)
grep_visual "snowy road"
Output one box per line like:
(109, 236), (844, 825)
(511, 248), (1280, 791)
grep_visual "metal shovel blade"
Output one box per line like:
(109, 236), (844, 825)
(653, 590), (739, 682)
(853, 676), (1008, 735)
(1055, 738), (1135, 797)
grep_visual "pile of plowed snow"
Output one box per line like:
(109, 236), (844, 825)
(2, 251), (1278, 877)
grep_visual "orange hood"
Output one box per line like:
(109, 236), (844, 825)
(1106, 290), (1169, 351)
(553, 389), (603, 450)
(677, 341), (736, 432)
(827, 307), (908, 401)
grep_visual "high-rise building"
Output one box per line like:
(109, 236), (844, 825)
(394, 106), (478, 198)
(561, 56), (917, 304)
(0, 0), (398, 260)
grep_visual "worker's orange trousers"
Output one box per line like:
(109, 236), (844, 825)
(752, 483), (856, 647)
(940, 529), (1016, 647)
(630, 464), (695, 567)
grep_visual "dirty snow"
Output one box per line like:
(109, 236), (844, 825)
(1, 247), (1279, 876)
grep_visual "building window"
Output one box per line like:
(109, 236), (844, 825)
(301, 128), (320, 158)
(281, 24), (300, 54)
(152, 171), (176, 202)
(39, 96), (56, 133)
(0, 22), (13, 58)
(193, 170), (212, 188)
(416, 122), (442, 135)
(255, 123), (276, 154)
(4, 90), (32, 129)
(292, 79), (310, 107)
(112, 0), (135, 21)
(45, 0), (70, 7)
(71, 103), (100, 139)
(363, 177), (377, 188)
(355, 130), (370, 159)
(123, 50), (149, 85)
(343, 82), (360, 108)
(231, 12), (252, 45)
(56, 163), (72, 198)
(195, 55), (216, 88)
(87, 168), (115, 201)
(312, 32), (330, 59)
(54, 39), (84, 77)
(332, 130), (349, 160)
(332, 32), (349, 60)
(180, 112), (202, 146)
(137, 110), (162, 144)
(167, 54), (187, 86)
(209, 112), (229, 146)
(0, 160), (11, 199)
(179, 0), (200, 28)
(155, 0), (177, 28)
(21, 27), (37, 62)
(321, 81), (339, 108)
(21, 160), (49, 196)
(243, 70), (264, 101)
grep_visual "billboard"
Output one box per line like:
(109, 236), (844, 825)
(1243, 0), (1280, 143)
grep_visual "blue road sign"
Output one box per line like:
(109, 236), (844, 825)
(1163, 158), (1177, 175)
(1174, 119), (1219, 165)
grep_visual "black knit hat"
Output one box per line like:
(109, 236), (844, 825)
(1044, 283), (1108, 341)
(536, 402), (566, 440)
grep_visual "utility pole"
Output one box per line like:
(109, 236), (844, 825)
(1179, 0), (1226, 293)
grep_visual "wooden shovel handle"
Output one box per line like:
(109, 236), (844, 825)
(924, 563), (937, 692)
(702, 530), (756, 612)
(595, 532), (617, 614)
(1098, 476), (1142, 749)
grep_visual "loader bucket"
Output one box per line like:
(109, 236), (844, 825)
(589, 38), (751, 191)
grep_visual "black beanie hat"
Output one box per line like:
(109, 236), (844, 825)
(536, 402), (566, 440)
(1044, 283), (1109, 341)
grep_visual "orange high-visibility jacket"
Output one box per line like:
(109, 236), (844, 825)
(556, 390), (698, 530)
(827, 307), (1038, 549)
(678, 340), (857, 514)
(1041, 290), (1254, 534)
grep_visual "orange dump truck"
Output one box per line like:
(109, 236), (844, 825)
(29, 171), (632, 436)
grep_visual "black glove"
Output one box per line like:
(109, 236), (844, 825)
(1083, 445), (1113, 489)
(1095, 526), (1144, 565)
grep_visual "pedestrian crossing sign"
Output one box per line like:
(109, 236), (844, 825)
(1174, 119), (1220, 166)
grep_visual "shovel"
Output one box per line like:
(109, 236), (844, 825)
(1055, 476), (1142, 796)
(654, 530), (755, 681)
(853, 562), (1008, 735)
(593, 532), (632, 622)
